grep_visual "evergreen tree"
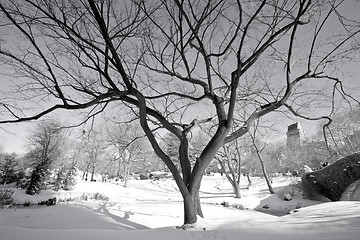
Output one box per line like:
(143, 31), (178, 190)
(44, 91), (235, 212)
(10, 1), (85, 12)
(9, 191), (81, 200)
(53, 166), (66, 191)
(0, 153), (19, 185)
(26, 162), (47, 195)
(63, 164), (77, 190)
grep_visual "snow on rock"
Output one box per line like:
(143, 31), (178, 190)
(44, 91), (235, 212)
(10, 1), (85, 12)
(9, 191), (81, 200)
(284, 193), (292, 201)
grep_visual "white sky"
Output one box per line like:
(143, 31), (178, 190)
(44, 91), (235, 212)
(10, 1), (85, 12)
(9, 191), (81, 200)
(0, 1), (360, 154)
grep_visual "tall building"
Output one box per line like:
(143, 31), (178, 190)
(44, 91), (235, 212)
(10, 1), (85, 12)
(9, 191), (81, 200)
(286, 122), (304, 148)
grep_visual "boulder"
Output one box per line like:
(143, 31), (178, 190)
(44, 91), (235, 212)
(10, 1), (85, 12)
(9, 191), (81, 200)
(38, 197), (57, 206)
(302, 152), (360, 201)
(284, 193), (292, 201)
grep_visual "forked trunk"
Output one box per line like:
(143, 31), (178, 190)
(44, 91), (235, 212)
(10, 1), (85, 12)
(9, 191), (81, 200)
(182, 126), (229, 225)
(181, 173), (205, 225)
(182, 182), (204, 225)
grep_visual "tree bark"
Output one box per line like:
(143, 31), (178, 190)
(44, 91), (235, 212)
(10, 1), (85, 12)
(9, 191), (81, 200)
(233, 182), (241, 198)
(183, 194), (198, 225)
(90, 164), (96, 181)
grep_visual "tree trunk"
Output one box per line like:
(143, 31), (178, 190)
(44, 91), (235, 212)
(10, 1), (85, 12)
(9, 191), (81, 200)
(175, 168), (206, 226)
(192, 190), (203, 217)
(233, 182), (241, 198)
(123, 160), (131, 188)
(82, 164), (89, 180)
(181, 183), (203, 225)
(252, 139), (274, 194)
(263, 171), (274, 194)
(246, 172), (252, 189)
(258, 156), (274, 194)
(90, 164), (96, 181)
(116, 157), (122, 181)
(260, 160), (274, 194)
(183, 194), (198, 225)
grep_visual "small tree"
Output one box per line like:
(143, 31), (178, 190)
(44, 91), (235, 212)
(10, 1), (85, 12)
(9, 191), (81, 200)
(25, 119), (64, 195)
(80, 127), (107, 182)
(249, 124), (274, 194)
(106, 120), (150, 186)
(53, 165), (66, 191)
(215, 139), (244, 198)
(63, 163), (77, 190)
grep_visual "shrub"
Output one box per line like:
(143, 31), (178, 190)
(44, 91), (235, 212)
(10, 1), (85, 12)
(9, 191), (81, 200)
(79, 192), (109, 201)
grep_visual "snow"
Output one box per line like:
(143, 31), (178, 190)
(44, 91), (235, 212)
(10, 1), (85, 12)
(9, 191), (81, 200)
(1, 174), (359, 240)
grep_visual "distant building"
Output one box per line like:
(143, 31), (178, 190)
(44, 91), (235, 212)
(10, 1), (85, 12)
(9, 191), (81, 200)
(286, 122), (305, 148)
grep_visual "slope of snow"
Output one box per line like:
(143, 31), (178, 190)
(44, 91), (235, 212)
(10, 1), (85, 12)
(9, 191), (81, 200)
(1, 175), (359, 240)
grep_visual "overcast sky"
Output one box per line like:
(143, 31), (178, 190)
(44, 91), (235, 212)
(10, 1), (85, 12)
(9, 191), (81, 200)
(1, 1), (360, 154)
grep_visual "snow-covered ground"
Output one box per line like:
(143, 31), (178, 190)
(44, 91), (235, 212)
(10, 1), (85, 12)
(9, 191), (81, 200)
(1, 174), (359, 240)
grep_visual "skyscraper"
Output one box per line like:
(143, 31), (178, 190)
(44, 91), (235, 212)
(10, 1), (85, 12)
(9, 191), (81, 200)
(286, 122), (303, 148)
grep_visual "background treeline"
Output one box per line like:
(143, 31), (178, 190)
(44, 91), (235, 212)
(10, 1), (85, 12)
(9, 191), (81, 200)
(1, 107), (360, 195)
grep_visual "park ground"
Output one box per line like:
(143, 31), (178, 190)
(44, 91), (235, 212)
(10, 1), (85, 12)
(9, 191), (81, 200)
(1, 174), (359, 240)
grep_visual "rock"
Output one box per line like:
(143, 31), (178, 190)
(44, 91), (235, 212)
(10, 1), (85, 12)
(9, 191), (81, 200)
(38, 197), (57, 206)
(284, 193), (292, 201)
(341, 179), (360, 201)
(46, 197), (57, 206)
(302, 152), (360, 201)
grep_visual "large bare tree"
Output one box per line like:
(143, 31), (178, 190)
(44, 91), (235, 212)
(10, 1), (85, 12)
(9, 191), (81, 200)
(0, 0), (359, 225)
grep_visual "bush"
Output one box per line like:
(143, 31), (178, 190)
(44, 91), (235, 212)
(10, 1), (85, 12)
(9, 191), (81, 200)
(79, 192), (109, 201)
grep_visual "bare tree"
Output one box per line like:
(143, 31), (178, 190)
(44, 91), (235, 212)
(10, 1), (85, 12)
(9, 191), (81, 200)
(25, 119), (64, 194)
(81, 127), (106, 182)
(215, 139), (245, 198)
(324, 107), (360, 156)
(249, 124), (275, 194)
(0, 1), (359, 225)
(106, 120), (149, 187)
